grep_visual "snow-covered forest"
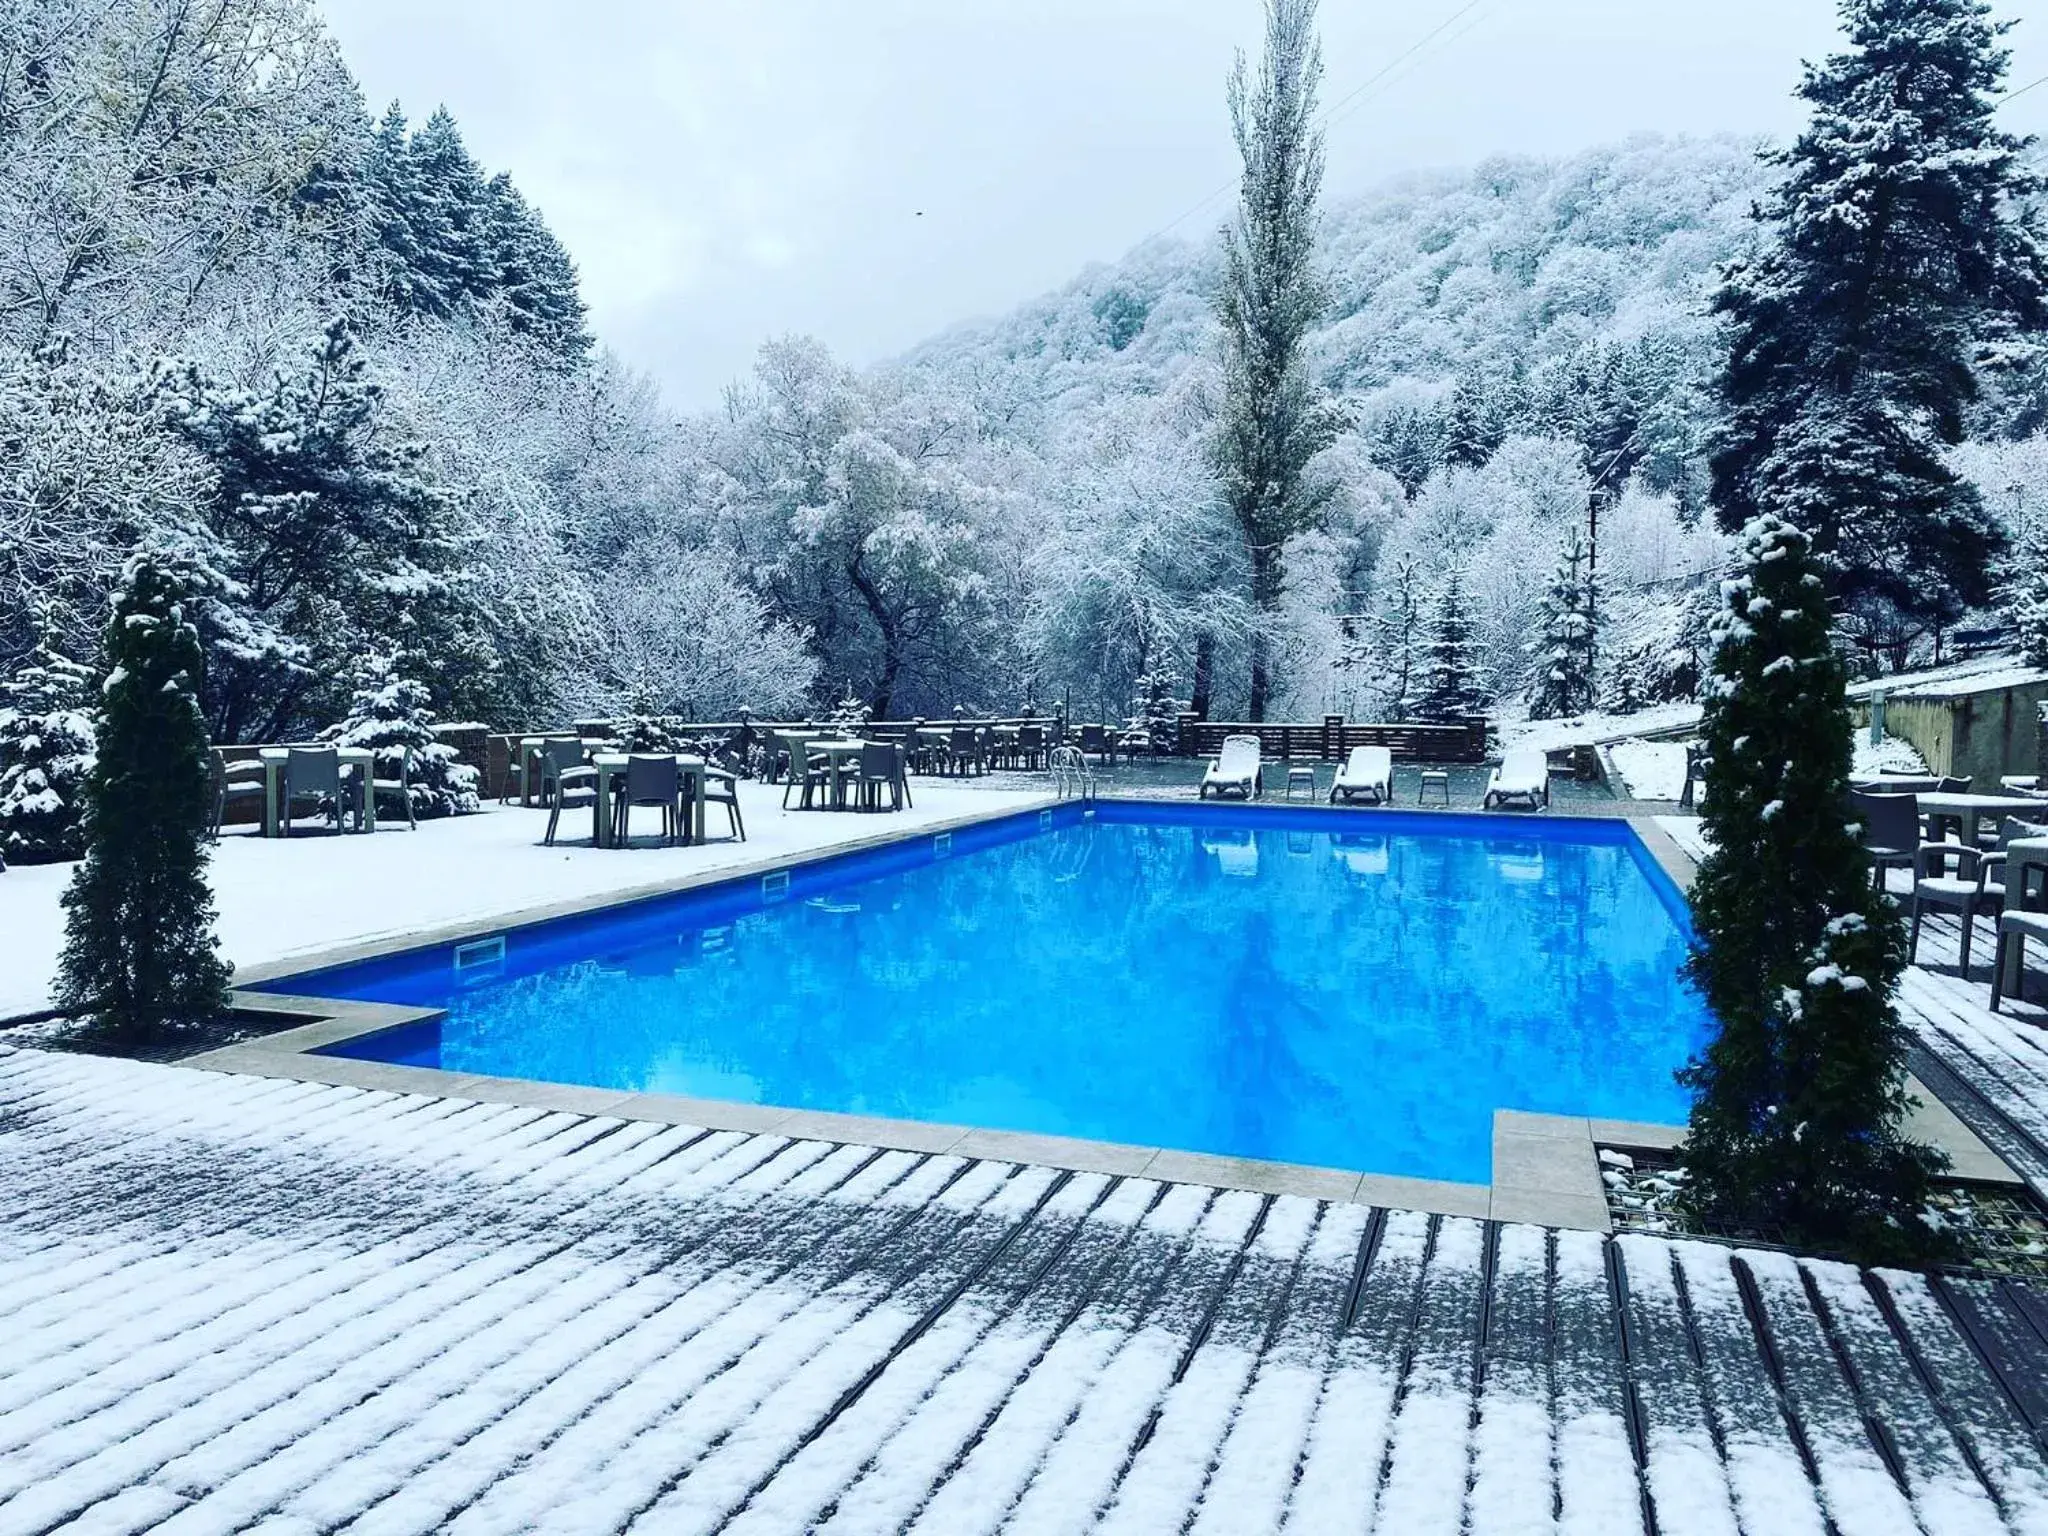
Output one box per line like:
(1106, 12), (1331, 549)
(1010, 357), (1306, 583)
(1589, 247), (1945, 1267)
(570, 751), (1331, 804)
(4, 0), (2045, 748)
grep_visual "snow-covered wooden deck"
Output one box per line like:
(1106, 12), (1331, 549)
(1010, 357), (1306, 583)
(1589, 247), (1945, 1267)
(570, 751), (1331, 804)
(5, 1043), (2048, 1535)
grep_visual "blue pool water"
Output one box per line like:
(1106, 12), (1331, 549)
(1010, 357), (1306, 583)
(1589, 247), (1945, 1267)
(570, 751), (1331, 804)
(282, 804), (1712, 1185)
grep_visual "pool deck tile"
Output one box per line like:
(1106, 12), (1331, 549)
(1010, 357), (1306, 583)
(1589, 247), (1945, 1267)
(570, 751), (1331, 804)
(1588, 1116), (1687, 1151)
(1351, 1170), (1492, 1218)
(1140, 1148), (1364, 1202)
(947, 1126), (1161, 1177)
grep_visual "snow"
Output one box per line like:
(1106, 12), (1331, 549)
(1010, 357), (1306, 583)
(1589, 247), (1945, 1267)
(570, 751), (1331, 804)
(1498, 700), (1702, 754)
(1854, 733), (1930, 778)
(0, 782), (1046, 1020)
(1847, 655), (2048, 701)
(2, 1043), (2046, 1528)
(1609, 740), (1690, 800)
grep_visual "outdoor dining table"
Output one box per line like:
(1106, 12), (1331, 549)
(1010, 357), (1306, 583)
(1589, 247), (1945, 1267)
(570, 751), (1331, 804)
(805, 739), (870, 809)
(1917, 791), (2048, 845)
(255, 746), (377, 836)
(590, 753), (707, 848)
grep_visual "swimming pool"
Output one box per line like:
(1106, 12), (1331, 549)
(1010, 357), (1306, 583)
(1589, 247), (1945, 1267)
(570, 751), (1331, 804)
(275, 803), (1712, 1186)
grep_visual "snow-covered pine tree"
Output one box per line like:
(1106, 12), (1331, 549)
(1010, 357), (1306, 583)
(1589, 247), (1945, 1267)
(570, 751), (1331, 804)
(1363, 554), (1423, 720)
(1214, 0), (1336, 721)
(0, 611), (97, 863)
(2004, 528), (2048, 667)
(482, 173), (591, 360)
(1412, 568), (1486, 723)
(1529, 528), (1598, 719)
(155, 318), (473, 742)
(1710, 0), (2048, 668)
(1124, 667), (1185, 754)
(327, 653), (480, 820)
(1679, 515), (1947, 1262)
(57, 551), (231, 1041)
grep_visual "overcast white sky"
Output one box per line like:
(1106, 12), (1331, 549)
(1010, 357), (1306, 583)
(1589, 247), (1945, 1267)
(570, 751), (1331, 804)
(322, 0), (2048, 409)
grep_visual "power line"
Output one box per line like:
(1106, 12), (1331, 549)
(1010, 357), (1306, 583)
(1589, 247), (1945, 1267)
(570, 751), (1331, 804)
(1999, 71), (2047, 106)
(1136, 0), (1494, 245)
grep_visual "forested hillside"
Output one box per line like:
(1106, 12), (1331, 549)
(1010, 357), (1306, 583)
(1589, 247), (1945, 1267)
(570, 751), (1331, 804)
(4, 0), (2042, 740)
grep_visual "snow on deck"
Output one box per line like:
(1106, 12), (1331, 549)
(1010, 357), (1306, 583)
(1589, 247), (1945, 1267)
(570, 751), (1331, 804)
(0, 782), (1047, 1020)
(4, 1044), (2047, 1534)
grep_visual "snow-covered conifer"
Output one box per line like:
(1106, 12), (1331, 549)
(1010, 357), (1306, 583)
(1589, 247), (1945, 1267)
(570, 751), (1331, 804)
(1528, 528), (1598, 718)
(57, 551), (231, 1040)
(1679, 515), (1947, 1262)
(327, 653), (480, 819)
(1411, 568), (1486, 722)
(0, 611), (96, 863)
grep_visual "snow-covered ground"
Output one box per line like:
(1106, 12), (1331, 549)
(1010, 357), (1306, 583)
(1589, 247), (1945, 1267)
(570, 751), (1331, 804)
(1607, 740), (1689, 801)
(1852, 732), (1931, 778)
(0, 781), (1045, 1020)
(1497, 700), (1703, 754)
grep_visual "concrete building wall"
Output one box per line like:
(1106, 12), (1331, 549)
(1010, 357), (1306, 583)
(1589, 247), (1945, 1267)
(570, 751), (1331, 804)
(1863, 679), (2048, 785)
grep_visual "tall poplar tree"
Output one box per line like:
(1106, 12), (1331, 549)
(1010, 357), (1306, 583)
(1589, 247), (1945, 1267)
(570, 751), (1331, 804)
(1710, 0), (2047, 668)
(1214, 0), (1335, 720)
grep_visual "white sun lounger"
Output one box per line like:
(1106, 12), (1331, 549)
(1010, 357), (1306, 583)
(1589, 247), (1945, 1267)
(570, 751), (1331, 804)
(1200, 734), (1263, 800)
(1484, 748), (1551, 810)
(1329, 745), (1394, 805)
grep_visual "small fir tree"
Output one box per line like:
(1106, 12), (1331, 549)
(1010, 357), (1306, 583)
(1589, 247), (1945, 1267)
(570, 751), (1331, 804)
(326, 653), (480, 819)
(1412, 568), (1486, 723)
(2003, 529), (2048, 668)
(1529, 528), (1598, 719)
(1124, 667), (1186, 754)
(57, 551), (231, 1040)
(1679, 515), (1947, 1263)
(0, 613), (97, 863)
(1368, 554), (1424, 720)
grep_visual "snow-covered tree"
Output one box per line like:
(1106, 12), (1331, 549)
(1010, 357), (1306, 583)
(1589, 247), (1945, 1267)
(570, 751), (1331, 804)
(1709, 0), (2048, 668)
(155, 318), (473, 741)
(1124, 668), (1186, 753)
(1529, 528), (1598, 718)
(58, 550), (231, 1040)
(0, 614), (97, 864)
(1679, 515), (1947, 1262)
(2007, 533), (2048, 668)
(326, 653), (480, 819)
(1213, 0), (1335, 720)
(580, 551), (818, 723)
(1412, 568), (1486, 722)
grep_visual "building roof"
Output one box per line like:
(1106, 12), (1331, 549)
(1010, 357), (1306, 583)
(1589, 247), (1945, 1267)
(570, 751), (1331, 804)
(3, 1043), (2046, 1533)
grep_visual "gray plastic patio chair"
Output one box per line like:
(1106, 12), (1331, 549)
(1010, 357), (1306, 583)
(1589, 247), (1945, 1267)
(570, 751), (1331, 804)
(1850, 790), (1919, 892)
(212, 753), (267, 839)
(613, 755), (682, 846)
(356, 745), (416, 830)
(947, 727), (983, 777)
(543, 761), (597, 846)
(703, 765), (745, 841)
(1908, 837), (2007, 974)
(1991, 908), (2048, 1013)
(281, 747), (360, 836)
(858, 742), (905, 811)
(537, 738), (589, 808)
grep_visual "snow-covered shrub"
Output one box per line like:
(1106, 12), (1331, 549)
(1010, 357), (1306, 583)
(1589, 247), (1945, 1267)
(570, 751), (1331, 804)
(326, 654), (480, 819)
(0, 628), (97, 863)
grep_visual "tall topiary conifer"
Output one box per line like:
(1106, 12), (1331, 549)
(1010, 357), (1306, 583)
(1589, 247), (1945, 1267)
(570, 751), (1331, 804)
(57, 552), (230, 1040)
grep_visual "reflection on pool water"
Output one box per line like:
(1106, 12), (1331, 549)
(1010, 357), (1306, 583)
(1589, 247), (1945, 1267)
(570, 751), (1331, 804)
(292, 804), (1711, 1185)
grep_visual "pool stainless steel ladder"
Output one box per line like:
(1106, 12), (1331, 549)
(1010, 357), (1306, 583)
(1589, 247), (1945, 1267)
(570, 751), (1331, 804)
(1049, 746), (1095, 803)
